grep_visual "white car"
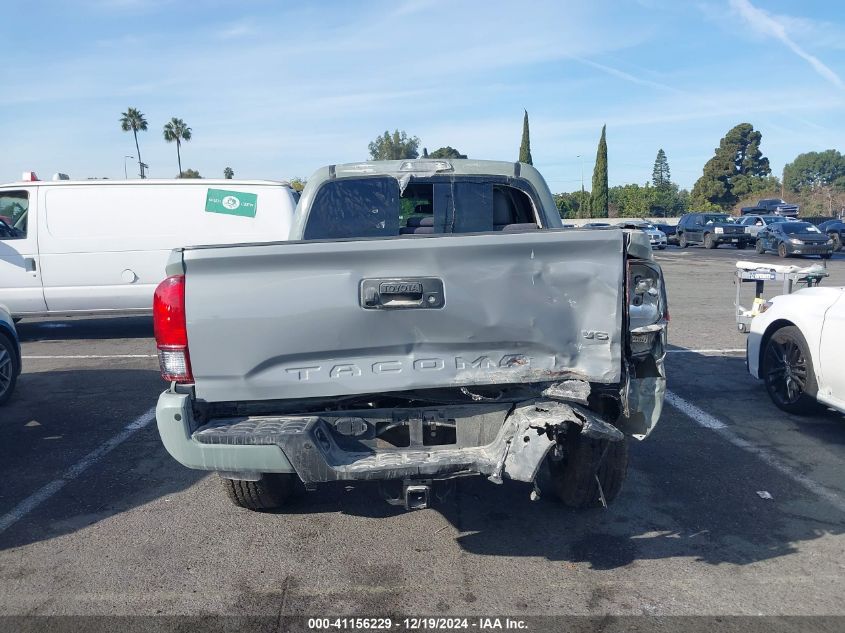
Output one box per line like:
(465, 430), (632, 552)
(618, 221), (667, 250)
(747, 287), (845, 414)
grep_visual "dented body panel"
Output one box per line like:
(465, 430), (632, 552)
(182, 229), (625, 403)
(156, 160), (667, 501)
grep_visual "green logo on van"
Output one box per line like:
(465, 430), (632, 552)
(205, 189), (257, 217)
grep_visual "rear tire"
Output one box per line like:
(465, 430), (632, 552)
(762, 326), (819, 415)
(679, 234), (688, 248)
(778, 243), (788, 258)
(756, 239), (765, 254)
(223, 473), (298, 511)
(704, 233), (717, 249)
(542, 431), (628, 508)
(832, 233), (842, 251)
(0, 333), (19, 406)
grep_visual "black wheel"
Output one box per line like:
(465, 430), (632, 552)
(778, 243), (788, 258)
(223, 473), (298, 511)
(541, 431), (628, 508)
(679, 233), (688, 248)
(736, 241), (747, 250)
(0, 333), (19, 405)
(704, 233), (717, 249)
(762, 326), (819, 415)
(756, 239), (765, 254)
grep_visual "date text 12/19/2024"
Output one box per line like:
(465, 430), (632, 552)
(307, 618), (529, 631)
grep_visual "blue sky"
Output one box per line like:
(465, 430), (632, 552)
(2, 0), (844, 190)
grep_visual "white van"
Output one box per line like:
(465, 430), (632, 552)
(0, 176), (296, 318)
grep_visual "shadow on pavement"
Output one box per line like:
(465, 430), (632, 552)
(266, 352), (845, 569)
(0, 368), (202, 551)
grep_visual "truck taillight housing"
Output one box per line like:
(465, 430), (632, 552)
(153, 275), (193, 383)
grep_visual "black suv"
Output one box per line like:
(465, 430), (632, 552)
(676, 212), (751, 249)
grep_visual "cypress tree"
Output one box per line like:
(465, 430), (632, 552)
(590, 125), (608, 218)
(652, 149), (670, 187)
(519, 110), (532, 165)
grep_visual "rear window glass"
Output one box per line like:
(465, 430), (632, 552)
(303, 177), (538, 240)
(303, 177), (400, 240)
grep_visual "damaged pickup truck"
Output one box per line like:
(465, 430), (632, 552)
(154, 159), (668, 511)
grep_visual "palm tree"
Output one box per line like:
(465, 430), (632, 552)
(120, 107), (148, 178)
(163, 117), (192, 177)
(223, 167), (234, 179)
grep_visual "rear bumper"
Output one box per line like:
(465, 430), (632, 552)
(156, 390), (624, 484)
(156, 390), (297, 474)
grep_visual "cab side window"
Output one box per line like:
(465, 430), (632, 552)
(0, 191), (28, 240)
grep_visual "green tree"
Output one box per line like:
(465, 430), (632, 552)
(428, 146), (467, 159)
(289, 177), (306, 192)
(590, 125), (608, 217)
(519, 110), (532, 165)
(223, 167), (234, 179)
(652, 149), (670, 187)
(368, 130), (420, 160)
(554, 192), (584, 219)
(163, 117), (192, 177)
(783, 150), (845, 192)
(691, 123), (771, 209)
(119, 107), (148, 178)
(179, 169), (201, 178)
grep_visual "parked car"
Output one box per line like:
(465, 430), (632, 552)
(676, 212), (752, 249)
(818, 219), (845, 251)
(737, 214), (788, 238)
(0, 175), (296, 319)
(653, 222), (678, 246)
(755, 222), (834, 259)
(747, 287), (845, 414)
(0, 306), (21, 405)
(740, 198), (800, 218)
(154, 159), (669, 512)
(617, 220), (667, 250)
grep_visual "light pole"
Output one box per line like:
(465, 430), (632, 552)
(124, 155), (134, 179)
(577, 154), (585, 215)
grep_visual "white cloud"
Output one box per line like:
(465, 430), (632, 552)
(729, 0), (843, 89)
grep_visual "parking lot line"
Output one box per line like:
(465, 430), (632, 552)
(0, 406), (156, 535)
(665, 390), (845, 513)
(22, 354), (157, 359)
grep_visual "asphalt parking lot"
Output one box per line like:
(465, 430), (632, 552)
(1, 245), (844, 626)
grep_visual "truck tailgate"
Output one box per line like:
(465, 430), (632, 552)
(181, 230), (625, 403)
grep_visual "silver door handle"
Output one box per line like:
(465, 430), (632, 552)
(24, 257), (36, 272)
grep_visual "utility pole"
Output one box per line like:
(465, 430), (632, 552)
(577, 154), (585, 214)
(124, 155), (134, 179)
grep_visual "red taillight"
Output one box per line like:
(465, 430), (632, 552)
(153, 275), (193, 383)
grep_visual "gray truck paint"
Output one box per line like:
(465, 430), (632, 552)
(181, 229), (625, 403)
(156, 159), (667, 488)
